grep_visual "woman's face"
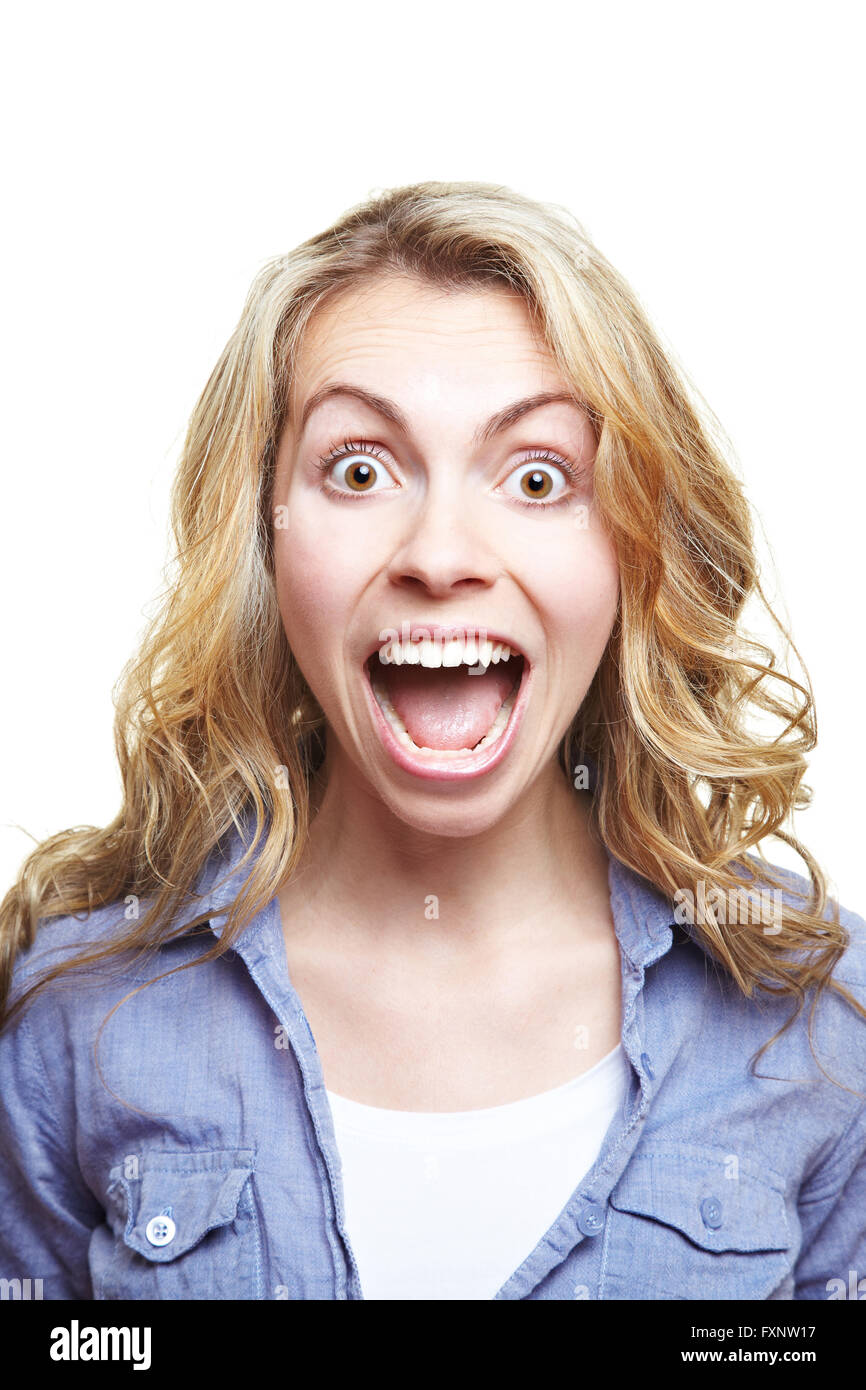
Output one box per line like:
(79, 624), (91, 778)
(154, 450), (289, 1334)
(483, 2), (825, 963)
(273, 272), (619, 838)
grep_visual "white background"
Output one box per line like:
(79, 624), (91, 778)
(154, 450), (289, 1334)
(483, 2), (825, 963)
(2, 1), (863, 909)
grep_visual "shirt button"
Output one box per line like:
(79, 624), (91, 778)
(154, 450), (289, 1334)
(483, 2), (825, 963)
(700, 1197), (723, 1229)
(145, 1214), (177, 1246)
(578, 1203), (605, 1237)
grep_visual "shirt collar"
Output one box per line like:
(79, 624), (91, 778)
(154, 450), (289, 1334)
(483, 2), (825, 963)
(193, 813), (270, 941)
(607, 852), (677, 970)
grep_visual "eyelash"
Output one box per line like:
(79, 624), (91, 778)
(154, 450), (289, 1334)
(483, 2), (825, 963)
(314, 437), (585, 510)
(315, 438), (389, 474)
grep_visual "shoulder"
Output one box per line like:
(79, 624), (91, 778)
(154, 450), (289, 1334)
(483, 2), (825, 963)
(741, 853), (866, 986)
(666, 851), (866, 986)
(3, 816), (265, 1058)
(655, 853), (866, 1087)
(11, 897), (145, 989)
(8, 882), (223, 995)
(689, 856), (866, 1092)
(2, 892), (217, 1072)
(0, 903), (134, 1147)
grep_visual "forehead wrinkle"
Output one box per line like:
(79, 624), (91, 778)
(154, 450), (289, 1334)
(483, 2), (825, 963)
(287, 284), (585, 446)
(295, 383), (590, 456)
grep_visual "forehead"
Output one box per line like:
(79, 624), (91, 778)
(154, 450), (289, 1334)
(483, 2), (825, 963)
(289, 273), (567, 415)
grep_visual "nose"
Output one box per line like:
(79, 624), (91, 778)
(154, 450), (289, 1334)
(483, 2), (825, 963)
(386, 484), (499, 598)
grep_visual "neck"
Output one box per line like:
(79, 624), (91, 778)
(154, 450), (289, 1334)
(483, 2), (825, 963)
(279, 734), (611, 954)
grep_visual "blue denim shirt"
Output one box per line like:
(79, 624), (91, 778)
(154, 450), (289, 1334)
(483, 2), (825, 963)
(2, 816), (865, 1301)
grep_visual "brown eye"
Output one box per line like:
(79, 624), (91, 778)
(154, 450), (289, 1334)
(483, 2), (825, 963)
(321, 443), (399, 496)
(343, 460), (377, 491)
(521, 469), (553, 499)
(501, 459), (570, 505)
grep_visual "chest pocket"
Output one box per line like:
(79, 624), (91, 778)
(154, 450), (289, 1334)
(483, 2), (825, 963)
(99, 1149), (262, 1300)
(603, 1143), (794, 1300)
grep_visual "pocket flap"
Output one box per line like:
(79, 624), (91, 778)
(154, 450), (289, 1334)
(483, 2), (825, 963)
(108, 1149), (256, 1263)
(609, 1144), (791, 1253)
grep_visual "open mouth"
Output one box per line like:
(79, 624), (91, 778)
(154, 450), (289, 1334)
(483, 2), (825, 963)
(363, 631), (529, 772)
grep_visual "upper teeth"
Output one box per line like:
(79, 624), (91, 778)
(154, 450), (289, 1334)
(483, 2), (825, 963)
(377, 636), (518, 669)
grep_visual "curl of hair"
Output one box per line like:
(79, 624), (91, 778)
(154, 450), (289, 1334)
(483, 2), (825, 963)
(2, 179), (862, 1089)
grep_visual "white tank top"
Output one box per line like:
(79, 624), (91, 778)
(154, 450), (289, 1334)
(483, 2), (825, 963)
(326, 1043), (630, 1300)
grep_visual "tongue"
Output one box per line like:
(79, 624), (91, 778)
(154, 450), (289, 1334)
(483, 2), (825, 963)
(381, 661), (518, 750)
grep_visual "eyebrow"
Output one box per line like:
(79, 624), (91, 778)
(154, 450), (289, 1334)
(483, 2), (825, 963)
(297, 382), (589, 447)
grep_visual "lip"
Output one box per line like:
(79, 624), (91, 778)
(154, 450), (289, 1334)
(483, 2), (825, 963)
(361, 644), (533, 782)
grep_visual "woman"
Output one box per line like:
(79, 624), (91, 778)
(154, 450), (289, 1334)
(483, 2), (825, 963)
(1, 180), (864, 1302)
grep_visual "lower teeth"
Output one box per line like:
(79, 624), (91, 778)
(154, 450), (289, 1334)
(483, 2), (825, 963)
(368, 668), (520, 757)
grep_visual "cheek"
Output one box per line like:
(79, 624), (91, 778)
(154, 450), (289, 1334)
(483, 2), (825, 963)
(275, 530), (347, 623)
(533, 530), (620, 675)
(272, 519), (359, 688)
(272, 486), (395, 715)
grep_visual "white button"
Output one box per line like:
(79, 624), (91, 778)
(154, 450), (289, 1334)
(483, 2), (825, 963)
(145, 1214), (176, 1246)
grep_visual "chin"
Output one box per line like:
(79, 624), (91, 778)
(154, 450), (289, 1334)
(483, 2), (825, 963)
(371, 778), (528, 841)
